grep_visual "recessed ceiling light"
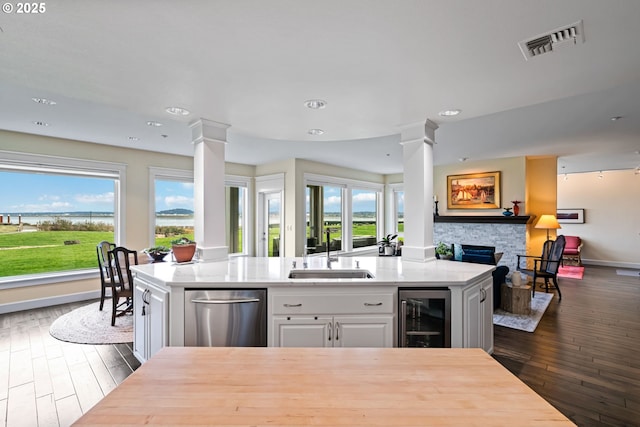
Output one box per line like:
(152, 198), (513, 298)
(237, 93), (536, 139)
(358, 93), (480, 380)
(439, 109), (461, 117)
(165, 106), (190, 116)
(146, 121), (163, 127)
(32, 121), (49, 126)
(610, 116), (623, 121)
(308, 129), (325, 135)
(128, 136), (139, 141)
(32, 97), (57, 105)
(304, 99), (327, 109)
(458, 157), (468, 162)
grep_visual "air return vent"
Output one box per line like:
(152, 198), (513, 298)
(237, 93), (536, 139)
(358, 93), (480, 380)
(518, 20), (584, 60)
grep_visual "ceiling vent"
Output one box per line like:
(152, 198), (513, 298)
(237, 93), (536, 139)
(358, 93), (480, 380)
(518, 20), (584, 60)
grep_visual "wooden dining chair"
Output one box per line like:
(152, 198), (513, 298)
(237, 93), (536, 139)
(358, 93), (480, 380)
(518, 236), (566, 300)
(107, 246), (138, 326)
(96, 240), (116, 311)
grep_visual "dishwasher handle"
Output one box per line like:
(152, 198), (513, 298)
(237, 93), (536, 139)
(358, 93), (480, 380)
(191, 298), (261, 304)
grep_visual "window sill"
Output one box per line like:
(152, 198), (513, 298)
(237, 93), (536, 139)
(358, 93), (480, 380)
(0, 269), (98, 290)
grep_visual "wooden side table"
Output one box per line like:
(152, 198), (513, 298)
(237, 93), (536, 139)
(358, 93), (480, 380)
(501, 283), (532, 314)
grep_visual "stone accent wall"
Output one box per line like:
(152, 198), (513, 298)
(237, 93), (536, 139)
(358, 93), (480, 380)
(434, 223), (526, 270)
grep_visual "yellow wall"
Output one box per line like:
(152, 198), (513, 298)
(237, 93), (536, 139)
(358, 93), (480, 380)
(525, 156), (558, 257)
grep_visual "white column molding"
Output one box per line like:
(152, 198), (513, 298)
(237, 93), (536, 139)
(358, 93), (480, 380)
(190, 118), (230, 262)
(400, 120), (438, 262)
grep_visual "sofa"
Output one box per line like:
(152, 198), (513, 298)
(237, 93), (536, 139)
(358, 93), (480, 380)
(450, 243), (509, 310)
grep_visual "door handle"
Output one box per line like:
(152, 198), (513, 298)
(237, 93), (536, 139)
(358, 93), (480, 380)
(400, 300), (407, 347)
(283, 303), (302, 307)
(191, 298), (260, 304)
(364, 302), (382, 306)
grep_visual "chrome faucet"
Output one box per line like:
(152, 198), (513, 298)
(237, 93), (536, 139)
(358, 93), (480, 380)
(326, 228), (338, 268)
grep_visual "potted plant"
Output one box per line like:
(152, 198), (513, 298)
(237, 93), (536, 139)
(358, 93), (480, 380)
(143, 245), (171, 262)
(435, 242), (453, 260)
(378, 234), (398, 256)
(171, 237), (196, 263)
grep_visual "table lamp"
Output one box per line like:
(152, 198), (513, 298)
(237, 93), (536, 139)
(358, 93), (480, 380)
(535, 214), (561, 241)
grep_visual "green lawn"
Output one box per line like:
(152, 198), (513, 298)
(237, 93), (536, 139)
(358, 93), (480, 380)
(0, 230), (113, 277)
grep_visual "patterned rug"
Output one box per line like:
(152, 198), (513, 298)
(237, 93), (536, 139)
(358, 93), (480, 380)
(558, 265), (584, 279)
(49, 301), (133, 344)
(493, 293), (553, 333)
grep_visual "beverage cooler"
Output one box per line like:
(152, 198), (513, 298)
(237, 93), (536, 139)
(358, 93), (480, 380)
(398, 288), (451, 348)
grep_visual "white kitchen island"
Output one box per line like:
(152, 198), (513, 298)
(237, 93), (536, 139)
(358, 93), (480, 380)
(131, 256), (495, 363)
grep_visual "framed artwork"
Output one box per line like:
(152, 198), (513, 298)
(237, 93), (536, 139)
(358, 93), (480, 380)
(447, 171), (501, 209)
(557, 208), (585, 223)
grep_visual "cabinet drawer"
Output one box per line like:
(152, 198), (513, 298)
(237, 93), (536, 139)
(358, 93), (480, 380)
(272, 293), (394, 315)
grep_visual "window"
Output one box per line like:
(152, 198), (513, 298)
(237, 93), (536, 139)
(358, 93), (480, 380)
(352, 188), (378, 249)
(306, 175), (382, 254)
(0, 152), (123, 280)
(153, 178), (195, 247)
(395, 190), (404, 235)
(306, 184), (343, 254)
(226, 185), (247, 254)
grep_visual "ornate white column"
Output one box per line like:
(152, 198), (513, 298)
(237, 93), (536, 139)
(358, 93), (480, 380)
(400, 119), (438, 262)
(190, 119), (230, 261)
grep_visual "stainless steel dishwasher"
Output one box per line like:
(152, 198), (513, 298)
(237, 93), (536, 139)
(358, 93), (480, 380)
(184, 289), (267, 347)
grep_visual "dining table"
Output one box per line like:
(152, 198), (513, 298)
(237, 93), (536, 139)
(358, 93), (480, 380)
(74, 346), (574, 426)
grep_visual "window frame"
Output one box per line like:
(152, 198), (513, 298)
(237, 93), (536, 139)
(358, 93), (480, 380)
(0, 150), (126, 288)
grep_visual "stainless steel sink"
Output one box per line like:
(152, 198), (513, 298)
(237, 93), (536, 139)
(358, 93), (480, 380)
(288, 269), (374, 279)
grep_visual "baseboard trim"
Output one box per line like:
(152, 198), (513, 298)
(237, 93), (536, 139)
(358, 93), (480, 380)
(0, 290), (101, 314)
(583, 259), (640, 269)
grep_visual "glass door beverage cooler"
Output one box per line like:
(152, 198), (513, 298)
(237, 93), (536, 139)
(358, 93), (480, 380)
(398, 288), (451, 348)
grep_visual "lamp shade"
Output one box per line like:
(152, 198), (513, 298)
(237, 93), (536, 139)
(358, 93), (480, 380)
(535, 214), (561, 230)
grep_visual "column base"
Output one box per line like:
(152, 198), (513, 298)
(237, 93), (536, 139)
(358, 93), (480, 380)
(197, 246), (229, 262)
(401, 245), (437, 263)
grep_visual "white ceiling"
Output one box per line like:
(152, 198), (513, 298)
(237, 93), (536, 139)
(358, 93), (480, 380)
(1, 0), (640, 174)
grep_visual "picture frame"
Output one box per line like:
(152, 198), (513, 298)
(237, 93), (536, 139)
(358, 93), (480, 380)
(557, 208), (585, 224)
(447, 171), (501, 209)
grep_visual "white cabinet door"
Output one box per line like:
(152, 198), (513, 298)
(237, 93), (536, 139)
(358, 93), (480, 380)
(333, 315), (394, 348)
(481, 280), (494, 354)
(147, 285), (169, 359)
(272, 316), (332, 347)
(132, 278), (169, 363)
(132, 283), (147, 362)
(462, 283), (482, 349)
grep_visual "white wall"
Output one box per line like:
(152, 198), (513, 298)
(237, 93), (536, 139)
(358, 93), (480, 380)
(557, 169), (639, 268)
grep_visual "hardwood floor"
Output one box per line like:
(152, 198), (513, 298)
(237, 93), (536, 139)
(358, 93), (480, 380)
(494, 265), (640, 427)
(1, 266), (638, 426)
(0, 300), (140, 427)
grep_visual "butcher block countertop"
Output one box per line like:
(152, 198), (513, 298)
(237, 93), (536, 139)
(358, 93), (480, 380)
(74, 347), (574, 426)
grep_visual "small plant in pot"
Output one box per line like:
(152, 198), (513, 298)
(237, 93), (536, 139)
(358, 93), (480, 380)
(143, 245), (170, 262)
(378, 234), (398, 256)
(171, 237), (196, 263)
(435, 242), (453, 260)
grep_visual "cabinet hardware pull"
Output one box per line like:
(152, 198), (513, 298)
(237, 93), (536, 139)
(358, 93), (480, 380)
(364, 302), (383, 306)
(480, 288), (486, 303)
(141, 305), (146, 316)
(191, 298), (260, 304)
(283, 303), (302, 307)
(328, 322), (332, 341)
(335, 322), (340, 340)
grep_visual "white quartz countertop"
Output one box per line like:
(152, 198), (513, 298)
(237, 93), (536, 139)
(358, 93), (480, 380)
(131, 256), (494, 288)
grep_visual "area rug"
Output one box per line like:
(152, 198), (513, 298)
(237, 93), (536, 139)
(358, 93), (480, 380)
(49, 301), (133, 344)
(557, 265), (584, 279)
(493, 293), (553, 333)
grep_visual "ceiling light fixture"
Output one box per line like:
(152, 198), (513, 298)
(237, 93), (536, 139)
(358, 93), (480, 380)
(304, 99), (327, 109)
(147, 121), (163, 127)
(439, 109), (461, 117)
(598, 171), (604, 179)
(165, 106), (190, 116)
(610, 116), (623, 121)
(458, 157), (468, 162)
(32, 121), (49, 126)
(128, 136), (139, 141)
(32, 97), (57, 105)
(308, 129), (325, 135)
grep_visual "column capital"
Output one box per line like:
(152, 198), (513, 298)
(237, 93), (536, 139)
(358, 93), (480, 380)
(190, 118), (230, 145)
(399, 119), (439, 146)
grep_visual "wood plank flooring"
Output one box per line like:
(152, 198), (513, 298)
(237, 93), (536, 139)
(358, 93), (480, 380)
(494, 265), (640, 427)
(0, 300), (140, 427)
(1, 266), (638, 426)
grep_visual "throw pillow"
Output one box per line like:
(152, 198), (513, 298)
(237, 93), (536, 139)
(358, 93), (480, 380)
(453, 243), (463, 261)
